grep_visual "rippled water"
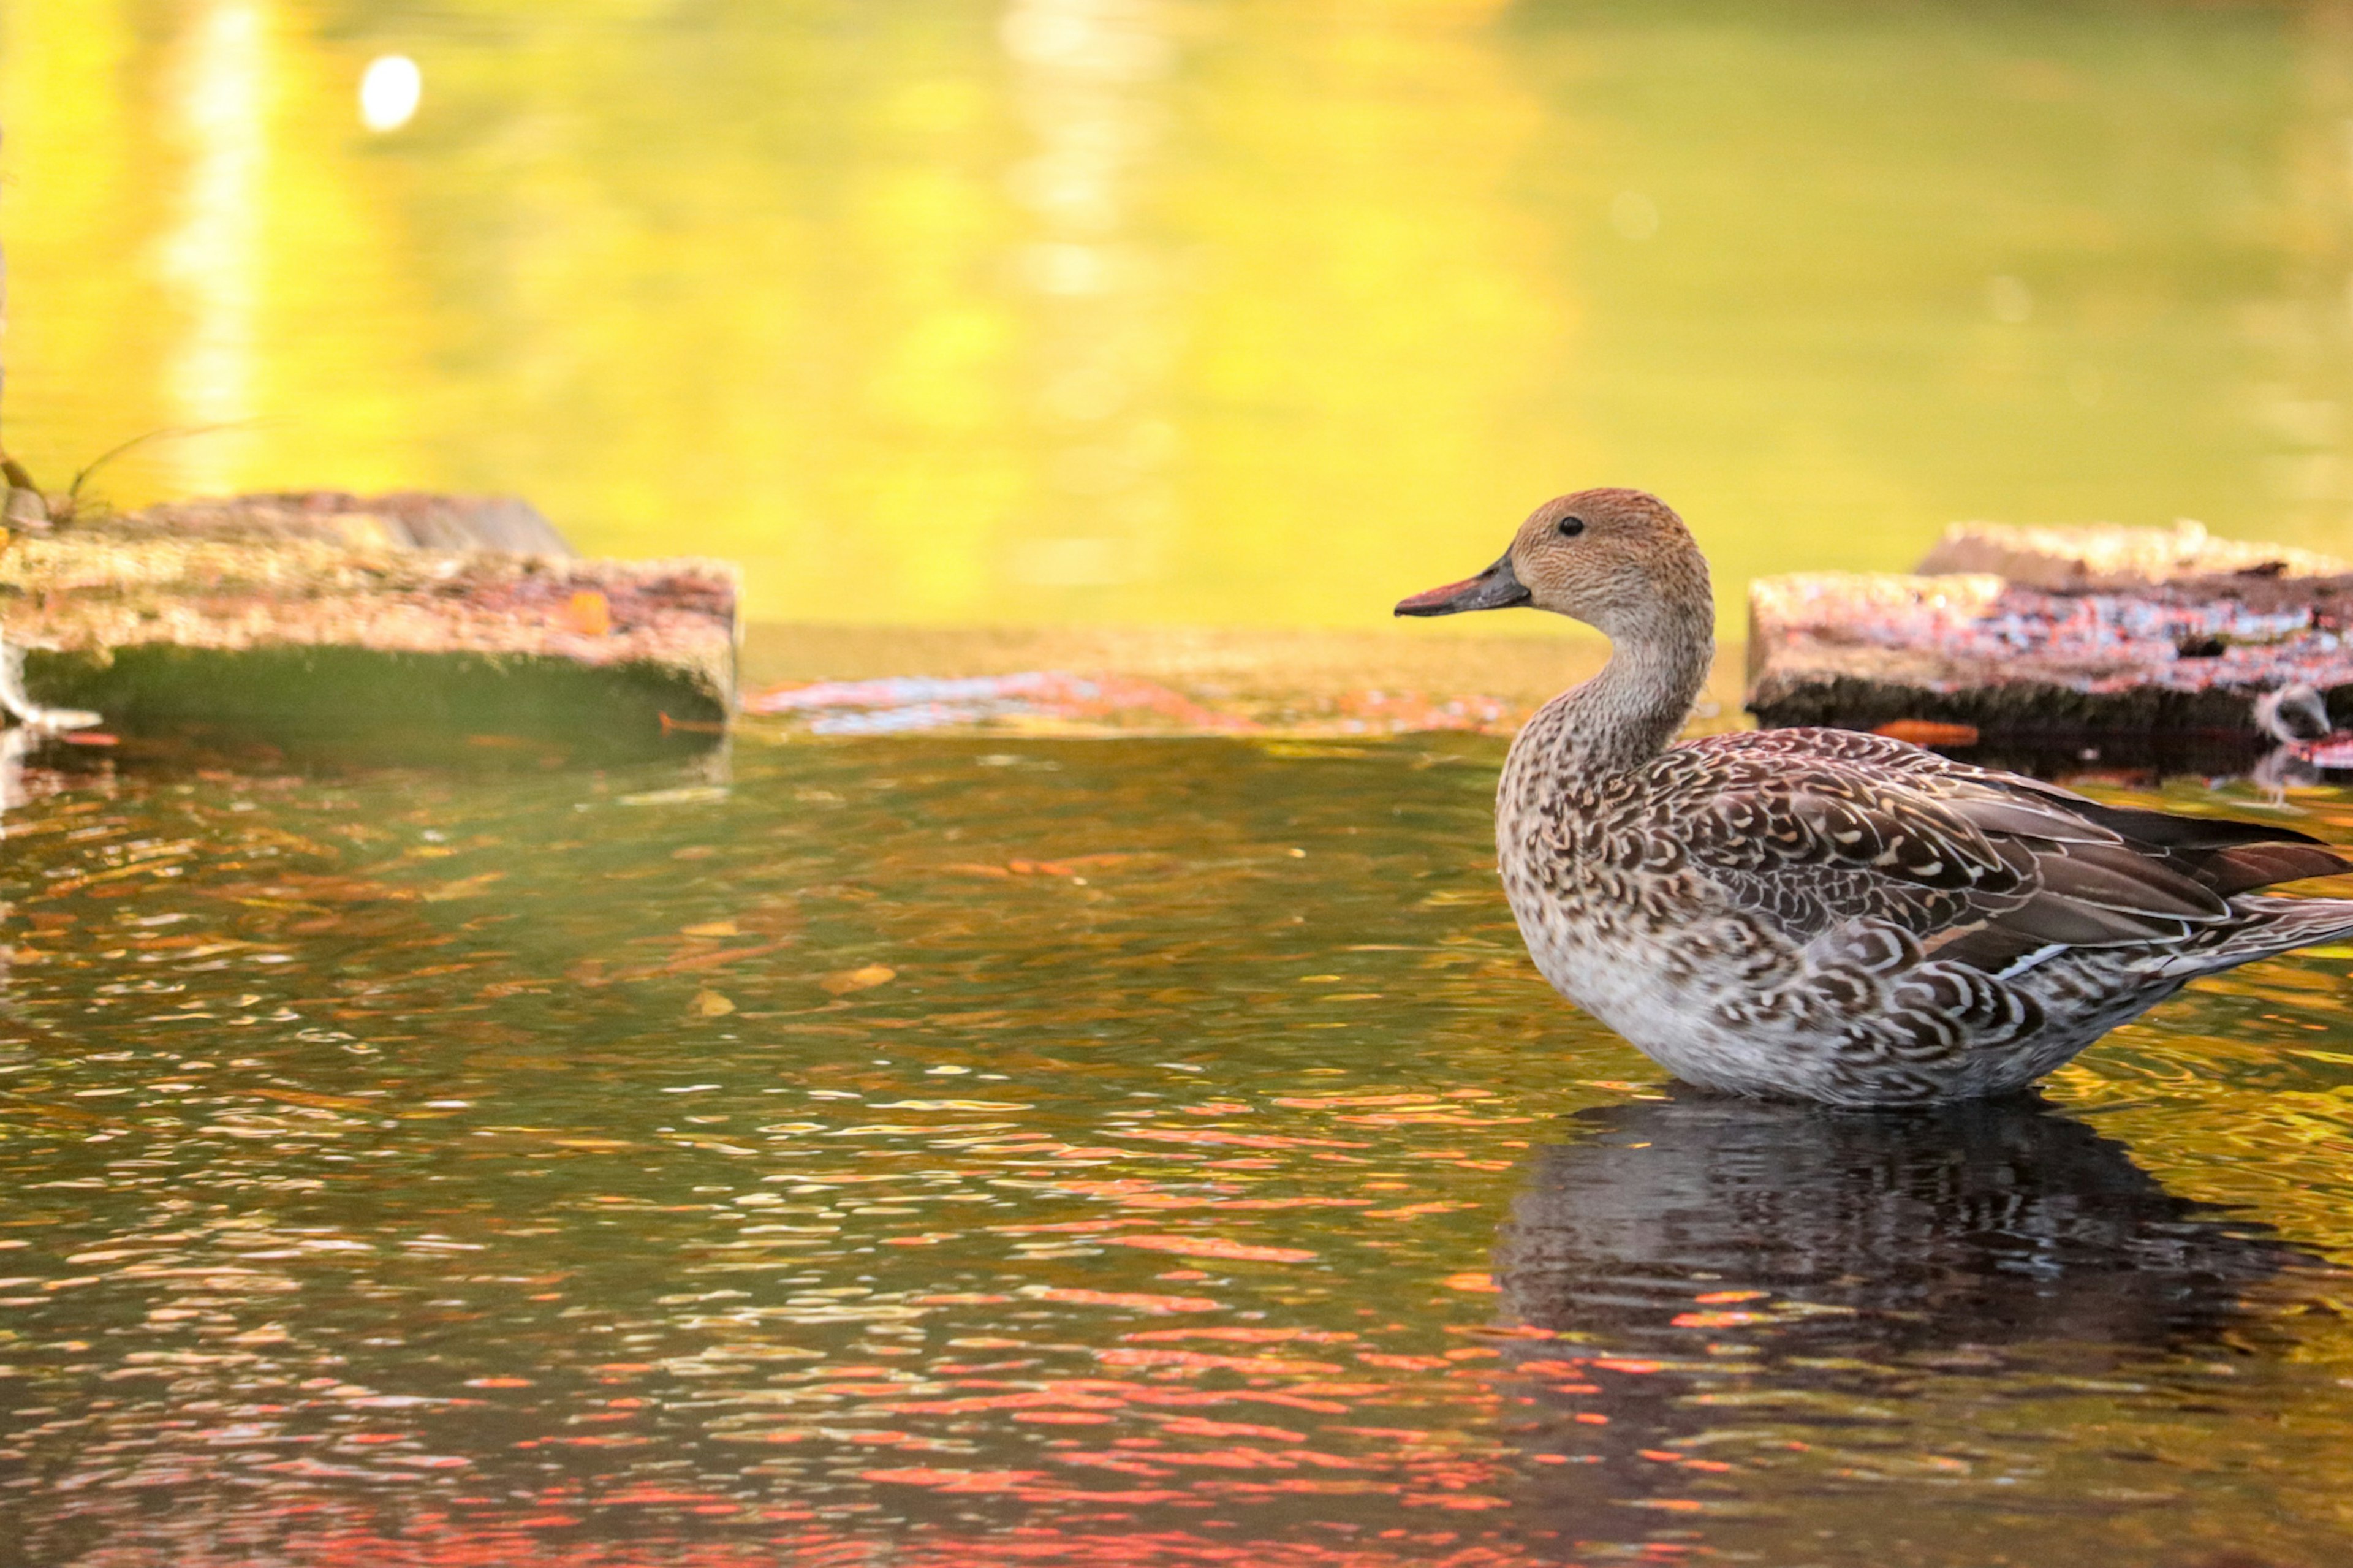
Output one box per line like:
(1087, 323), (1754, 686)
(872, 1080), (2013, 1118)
(0, 734), (2349, 1565)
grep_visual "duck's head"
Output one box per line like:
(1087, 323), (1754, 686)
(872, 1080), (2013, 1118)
(1393, 487), (1710, 640)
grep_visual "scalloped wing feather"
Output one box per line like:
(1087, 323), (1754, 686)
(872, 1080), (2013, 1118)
(1667, 730), (2334, 971)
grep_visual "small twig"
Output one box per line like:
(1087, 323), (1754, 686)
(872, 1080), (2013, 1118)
(64, 421), (251, 515)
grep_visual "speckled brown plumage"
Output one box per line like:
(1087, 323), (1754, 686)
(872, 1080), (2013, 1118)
(1401, 488), (2353, 1104)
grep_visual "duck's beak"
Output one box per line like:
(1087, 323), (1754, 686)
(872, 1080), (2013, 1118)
(1394, 553), (1531, 617)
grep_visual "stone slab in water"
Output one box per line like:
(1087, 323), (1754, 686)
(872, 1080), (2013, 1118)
(738, 623), (1755, 743)
(1746, 523), (2353, 766)
(1914, 517), (2347, 591)
(5, 492), (736, 763)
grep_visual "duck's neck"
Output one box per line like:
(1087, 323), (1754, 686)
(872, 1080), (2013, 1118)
(1501, 608), (1713, 820)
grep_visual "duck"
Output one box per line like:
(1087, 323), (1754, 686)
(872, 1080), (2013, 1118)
(1396, 488), (2353, 1105)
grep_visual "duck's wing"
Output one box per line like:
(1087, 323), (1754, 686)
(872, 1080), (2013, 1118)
(1700, 728), (2352, 895)
(1665, 730), (2353, 975)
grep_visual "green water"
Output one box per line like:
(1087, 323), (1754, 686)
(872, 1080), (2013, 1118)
(0, 733), (2349, 1564)
(5, 1), (2353, 627)
(8, 2), (2353, 1560)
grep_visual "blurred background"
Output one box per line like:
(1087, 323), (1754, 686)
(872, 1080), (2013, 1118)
(4, 0), (2353, 635)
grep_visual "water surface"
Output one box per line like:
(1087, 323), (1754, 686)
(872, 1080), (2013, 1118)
(5, 1), (2353, 625)
(0, 734), (2348, 1564)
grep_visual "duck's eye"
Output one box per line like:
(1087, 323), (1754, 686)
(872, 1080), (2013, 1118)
(1557, 515), (1585, 538)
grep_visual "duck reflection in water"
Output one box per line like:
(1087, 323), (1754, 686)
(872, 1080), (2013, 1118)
(1487, 1089), (2330, 1531)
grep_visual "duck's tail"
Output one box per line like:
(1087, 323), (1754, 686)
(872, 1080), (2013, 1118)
(2165, 895), (2353, 977)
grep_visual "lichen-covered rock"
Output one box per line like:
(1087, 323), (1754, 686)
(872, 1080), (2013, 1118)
(122, 491), (575, 556)
(1915, 518), (2347, 591)
(1746, 564), (2353, 770)
(2, 493), (735, 762)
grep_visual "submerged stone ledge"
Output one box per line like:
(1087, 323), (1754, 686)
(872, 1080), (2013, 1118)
(739, 622), (1751, 744)
(6, 492), (737, 764)
(1747, 522), (2353, 771)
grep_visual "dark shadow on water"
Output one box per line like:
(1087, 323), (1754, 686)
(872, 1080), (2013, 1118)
(1497, 1088), (2308, 1356)
(1487, 1088), (2335, 1547)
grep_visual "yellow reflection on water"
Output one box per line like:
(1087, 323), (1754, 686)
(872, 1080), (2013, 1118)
(1, 1), (2349, 627)
(156, 0), (268, 491)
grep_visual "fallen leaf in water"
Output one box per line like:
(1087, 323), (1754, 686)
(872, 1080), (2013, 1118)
(682, 920), (740, 937)
(1442, 1272), (1499, 1293)
(820, 964), (896, 995)
(690, 990), (736, 1018)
